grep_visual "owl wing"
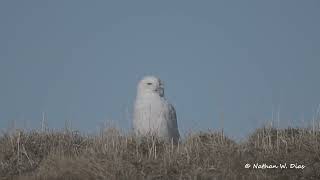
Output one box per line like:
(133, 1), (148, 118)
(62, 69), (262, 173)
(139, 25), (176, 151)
(167, 103), (180, 142)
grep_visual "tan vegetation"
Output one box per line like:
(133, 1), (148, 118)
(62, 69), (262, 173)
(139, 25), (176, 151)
(0, 126), (319, 180)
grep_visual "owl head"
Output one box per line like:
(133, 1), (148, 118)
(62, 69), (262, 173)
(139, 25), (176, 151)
(137, 76), (164, 97)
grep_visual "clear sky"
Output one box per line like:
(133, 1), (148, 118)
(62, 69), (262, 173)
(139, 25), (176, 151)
(1, 0), (319, 139)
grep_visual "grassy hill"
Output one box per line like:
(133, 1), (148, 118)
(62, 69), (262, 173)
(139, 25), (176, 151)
(0, 126), (319, 180)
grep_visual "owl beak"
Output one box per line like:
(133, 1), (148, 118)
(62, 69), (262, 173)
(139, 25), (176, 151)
(155, 87), (164, 97)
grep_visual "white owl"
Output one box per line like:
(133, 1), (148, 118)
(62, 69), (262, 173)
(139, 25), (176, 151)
(133, 76), (180, 143)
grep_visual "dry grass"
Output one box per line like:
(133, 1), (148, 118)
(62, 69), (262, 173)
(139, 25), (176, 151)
(0, 126), (319, 180)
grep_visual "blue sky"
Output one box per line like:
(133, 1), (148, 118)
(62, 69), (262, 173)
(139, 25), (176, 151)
(1, 0), (319, 139)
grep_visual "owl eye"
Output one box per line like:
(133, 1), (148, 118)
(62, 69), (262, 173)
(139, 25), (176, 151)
(147, 82), (152, 85)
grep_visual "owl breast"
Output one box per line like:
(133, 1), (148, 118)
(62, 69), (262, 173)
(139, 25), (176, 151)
(133, 95), (170, 137)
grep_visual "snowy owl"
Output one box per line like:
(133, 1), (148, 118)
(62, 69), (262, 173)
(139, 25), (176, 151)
(133, 76), (180, 143)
